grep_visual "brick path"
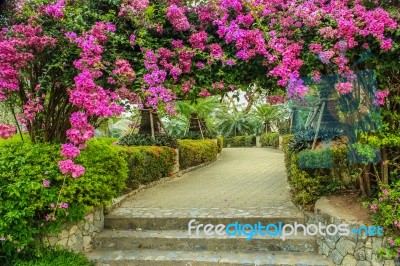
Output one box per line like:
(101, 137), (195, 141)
(121, 148), (294, 209)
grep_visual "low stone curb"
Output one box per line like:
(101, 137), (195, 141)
(293, 197), (396, 266)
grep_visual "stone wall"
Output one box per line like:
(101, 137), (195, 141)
(43, 207), (104, 252)
(305, 197), (395, 266)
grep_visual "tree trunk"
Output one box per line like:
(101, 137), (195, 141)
(363, 164), (371, 196)
(382, 147), (389, 185)
(188, 113), (209, 136)
(138, 109), (161, 136)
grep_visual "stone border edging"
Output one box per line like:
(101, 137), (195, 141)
(294, 197), (395, 266)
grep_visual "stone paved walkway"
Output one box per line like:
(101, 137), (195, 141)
(122, 148), (294, 209)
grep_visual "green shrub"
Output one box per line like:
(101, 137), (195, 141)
(179, 131), (217, 140)
(11, 248), (91, 266)
(371, 183), (400, 259)
(118, 134), (178, 148)
(282, 134), (294, 180)
(231, 136), (246, 147)
(0, 138), (127, 259)
(297, 148), (333, 168)
(223, 137), (230, 147)
(224, 136), (255, 147)
(245, 136), (256, 146)
(216, 136), (223, 153)
(117, 146), (176, 189)
(281, 135), (353, 210)
(178, 139), (218, 169)
(288, 154), (339, 210)
(260, 132), (279, 148)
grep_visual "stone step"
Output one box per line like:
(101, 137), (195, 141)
(86, 249), (333, 266)
(105, 207), (305, 230)
(93, 229), (317, 253)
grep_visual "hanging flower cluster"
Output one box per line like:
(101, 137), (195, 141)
(0, 124), (16, 139)
(60, 22), (125, 177)
(44, 0), (66, 20)
(0, 24), (55, 101)
(373, 90), (390, 106)
(166, 5), (190, 31)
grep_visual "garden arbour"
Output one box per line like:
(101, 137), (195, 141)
(0, 0), (400, 259)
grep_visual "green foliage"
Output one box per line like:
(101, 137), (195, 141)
(224, 135), (256, 147)
(251, 104), (281, 129)
(10, 248), (92, 266)
(297, 148), (333, 168)
(260, 132), (279, 148)
(118, 134), (178, 148)
(281, 135), (355, 210)
(288, 154), (341, 210)
(282, 135), (294, 181)
(0, 138), (127, 259)
(66, 138), (128, 207)
(178, 139), (218, 169)
(163, 115), (188, 137)
(288, 127), (344, 153)
(215, 110), (254, 137)
(179, 131), (217, 140)
(216, 136), (223, 153)
(371, 183), (400, 259)
(117, 146), (176, 189)
(176, 97), (221, 119)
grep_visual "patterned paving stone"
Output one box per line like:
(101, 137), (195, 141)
(121, 148), (293, 209)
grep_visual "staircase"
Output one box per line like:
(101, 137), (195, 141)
(86, 207), (333, 265)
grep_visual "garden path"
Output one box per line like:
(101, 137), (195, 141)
(121, 147), (295, 209)
(87, 148), (333, 265)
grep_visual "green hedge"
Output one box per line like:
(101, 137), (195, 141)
(178, 139), (218, 169)
(118, 134), (178, 148)
(260, 132), (279, 148)
(281, 135), (355, 210)
(117, 146), (176, 189)
(216, 136), (223, 153)
(0, 138), (127, 258)
(224, 136), (256, 147)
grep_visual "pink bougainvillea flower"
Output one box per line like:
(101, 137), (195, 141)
(58, 159), (85, 178)
(166, 5), (190, 31)
(335, 82), (352, 95)
(44, 0), (66, 20)
(370, 204), (378, 211)
(58, 202), (69, 209)
(373, 90), (389, 106)
(199, 89), (211, 97)
(61, 143), (80, 159)
(0, 124), (16, 139)
(42, 179), (50, 188)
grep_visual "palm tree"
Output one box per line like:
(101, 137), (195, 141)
(215, 109), (253, 137)
(176, 97), (221, 119)
(252, 104), (281, 133)
(163, 114), (189, 137)
(175, 97), (221, 137)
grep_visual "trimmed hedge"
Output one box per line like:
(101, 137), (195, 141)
(224, 135), (256, 147)
(0, 138), (128, 258)
(281, 135), (355, 210)
(118, 134), (178, 148)
(260, 132), (279, 148)
(216, 136), (223, 153)
(178, 139), (218, 169)
(116, 146), (176, 189)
